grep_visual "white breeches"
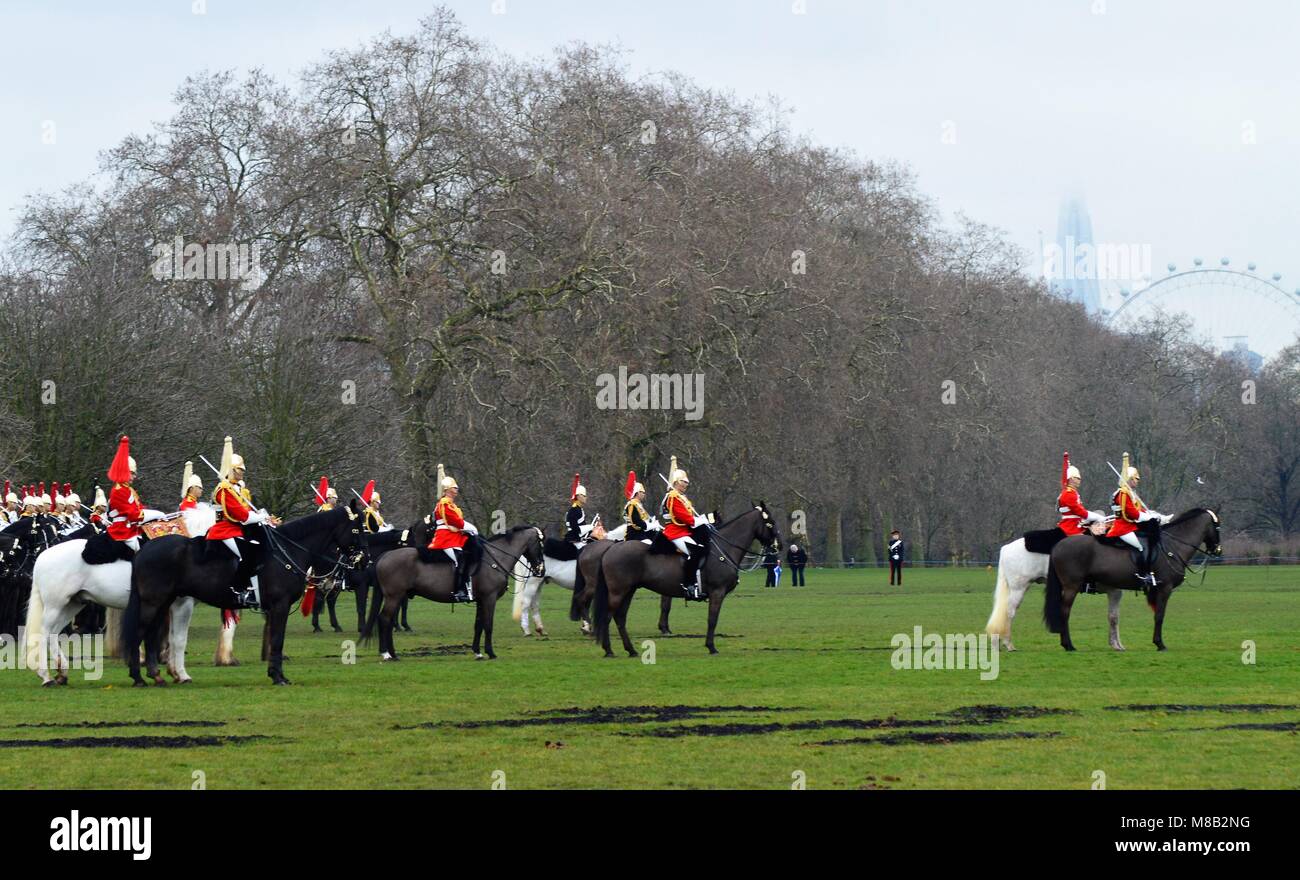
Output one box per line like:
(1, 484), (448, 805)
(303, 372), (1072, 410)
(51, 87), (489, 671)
(125, 537), (141, 551)
(1118, 532), (1142, 551)
(444, 548), (458, 565)
(223, 538), (241, 559)
(671, 536), (697, 556)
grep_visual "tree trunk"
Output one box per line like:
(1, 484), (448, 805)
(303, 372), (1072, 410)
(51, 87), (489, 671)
(104, 608), (122, 659)
(824, 505), (844, 568)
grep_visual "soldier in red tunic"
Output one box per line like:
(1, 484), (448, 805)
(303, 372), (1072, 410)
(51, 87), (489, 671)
(663, 462), (711, 600)
(106, 436), (145, 554)
(1105, 456), (1171, 587)
(428, 465), (476, 602)
(179, 461), (202, 511)
(207, 437), (273, 607)
(1057, 452), (1107, 537)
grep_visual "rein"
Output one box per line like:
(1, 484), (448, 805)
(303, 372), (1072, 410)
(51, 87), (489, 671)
(260, 521), (360, 583)
(477, 530), (544, 577)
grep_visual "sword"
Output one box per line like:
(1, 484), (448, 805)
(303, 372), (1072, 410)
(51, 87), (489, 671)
(199, 454), (223, 479)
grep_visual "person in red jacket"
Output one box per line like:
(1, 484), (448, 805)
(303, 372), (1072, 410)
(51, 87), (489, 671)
(663, 465), (710, 600)
(208, 437), (273, 608)
(1106, 461), (1171, 587)
(179, 461), (202, 511)
(105, 436), (145, 553)
(1057, 454), (1107, 537)
(428, 466), (476, 602)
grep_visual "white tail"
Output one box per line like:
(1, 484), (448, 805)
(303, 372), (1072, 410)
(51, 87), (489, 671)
(511, 558), (531, 621)
(23, 578), (45, 669)
(985, 559), (1011, 639)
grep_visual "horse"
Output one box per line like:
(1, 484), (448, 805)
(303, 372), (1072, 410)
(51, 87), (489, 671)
(592, 503), (781, 657)
(21, 505), (215, 686)
(985, 532), (1128, 651)
(563, 527), (677, 638)
(1043, 509), (1221, 651)
(348, 519), (435, 633)
(362, 525), (544, 661)
(124, 501), (365, 686)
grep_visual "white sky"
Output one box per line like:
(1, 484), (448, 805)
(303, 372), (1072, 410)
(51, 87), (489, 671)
(4, 0), (1299, 327)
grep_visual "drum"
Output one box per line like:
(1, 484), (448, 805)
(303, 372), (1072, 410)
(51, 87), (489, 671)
(142, 514), (190, 540)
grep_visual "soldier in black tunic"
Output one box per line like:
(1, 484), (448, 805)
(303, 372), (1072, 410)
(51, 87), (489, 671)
(888, 529), (905, 585)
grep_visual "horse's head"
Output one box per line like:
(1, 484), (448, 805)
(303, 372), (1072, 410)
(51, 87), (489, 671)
(1202, 509), (1223, 557)
(334, 499), (366, 560)
(523, 526), (546, 575)
(752, 501), (782, 553)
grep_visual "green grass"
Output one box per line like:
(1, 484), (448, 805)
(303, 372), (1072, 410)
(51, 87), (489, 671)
(2, 565), (1298, 789)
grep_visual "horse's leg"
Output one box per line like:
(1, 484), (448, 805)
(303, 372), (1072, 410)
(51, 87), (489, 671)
(267, 600), (292, 685)
(473, 598), (485, 659)
(613, 593), (636, 658)
(518, 577), (534, 636)
(704, 589), (724, 655)
(41, 599), (83, 686)
(483, 594), (498, 660)
(355, 574), (369, 633)
(327, 588), (342, 632)
(142, 600), (172, 686)
(311, 585), (324, 632)
(657, 594), (673, 635)
(1152, 588), (1170, 651)
(531, 587), (546, 637)
(400, 597), (411, 632)
(379, 592), (401, 661)
(167, 598), (195, 683)
(215, 613), (240, 667)
(1107, 590), (1125, 651)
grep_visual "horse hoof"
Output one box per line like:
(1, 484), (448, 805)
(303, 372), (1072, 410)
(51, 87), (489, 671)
(41, 680), (56, 688)
(56, 674), (69, 686)
(603, 652), (616, 659)
(475, 654), (485, 661)
(273, 679), (291, 686)
(332, 627), (343, 633)
(178, 677), (193, 684)
(153, 678), (167, 687)
(132, 679), (148, 688)
(522, 630), (531, 637)
(535, 629), (547, 637)
(707, 648), (719, 655)
(312, 627), (323, 633)
(1156, 645), (1167, 652)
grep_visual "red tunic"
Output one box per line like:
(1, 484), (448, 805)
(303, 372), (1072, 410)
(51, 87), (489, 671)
(179, 498), (197, 511)
(429, 496), (468, 550)
(1056, 486), (1090, 536)
(208, 481), (255, 541)
(663, 490), (697, 540)
(1105, 487), (1145, 538)
(106, 483), (143, 541)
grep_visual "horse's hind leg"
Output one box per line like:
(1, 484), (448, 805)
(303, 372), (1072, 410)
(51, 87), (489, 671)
(482, 596), (498, 660)
(167, 598), (195, 683)
(266, 601), (292, 685)
(143, 602), (171, 686)
(379, 593), (402, 661)
(399, 597), (411, 632)
(1057, 585), (1079, 652)
(657, 594), (673, 635)
(1107, 590), (1125, 651)
(704, 590), (724, 654)
(41, 600), (84, 686)
(327, 589), (342, 632)
(1152, 589), (1170, 651)
(1003, 580), (1032, 652)
(613, 598), (636, 658)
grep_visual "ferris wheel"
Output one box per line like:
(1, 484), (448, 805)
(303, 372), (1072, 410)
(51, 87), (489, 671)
(1105, 258), (1300, 360)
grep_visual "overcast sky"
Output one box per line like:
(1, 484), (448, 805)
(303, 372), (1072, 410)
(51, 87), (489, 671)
(4, 0), (1298, 307)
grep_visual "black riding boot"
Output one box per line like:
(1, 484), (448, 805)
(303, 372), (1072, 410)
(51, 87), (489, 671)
(1132, 538), (1157, 588)
(681, 544), (705, 601)
(450, 549), (471, 603)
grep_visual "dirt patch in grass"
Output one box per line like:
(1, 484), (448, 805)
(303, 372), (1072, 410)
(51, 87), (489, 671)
(396, 704), (800, 731)
(649, 634), (743, 639)
(14, 720), (226, 729)
(622, 717), (954, 738)
(400, 644), (477, 657)
(1211, 721), (1300, 732)
(1105, 703), (1299, 713)
(815, 731), (1061, 747)
(0, 735), (269, 749)
(941, 705), (1077, 723)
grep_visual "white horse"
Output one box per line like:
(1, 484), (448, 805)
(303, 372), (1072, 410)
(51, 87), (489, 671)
(23, 505), (215, 685)
(985, 535), (1126, 651)
(512, 521), (662, 636)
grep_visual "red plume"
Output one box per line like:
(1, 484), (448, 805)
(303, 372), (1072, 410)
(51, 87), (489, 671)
(1061, 451), (1070, 489)
(625, 471), (637, 500)
(361, 479), (376, 506)
(570, 472), (580, 500)
(107, 435), (132, 483)
(38, 481), (45, 499)
(3, 481), (9, 498)
(63, 482), (71, 498)
(301, 582), (317, 617)
(315, 476), (329, 505)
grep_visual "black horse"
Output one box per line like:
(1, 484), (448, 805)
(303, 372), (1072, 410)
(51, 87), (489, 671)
(0, 515), (75, 636)
(336, 519), (435, 633)
(124, 501), (365, 685)
(1043, 508), (1222, 651)
(593, 504), (782, 656)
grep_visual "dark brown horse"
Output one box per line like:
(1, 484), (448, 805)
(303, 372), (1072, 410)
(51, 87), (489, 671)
(592, 503), (781, 656)
(572, 542), (675, 636)
(1043, 509), (1221, 651)
(363, 526), (543, 660)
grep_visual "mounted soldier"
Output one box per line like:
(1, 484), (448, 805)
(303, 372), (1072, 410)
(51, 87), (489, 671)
(105, 437), (145, 555)
(314, 477), (335, 512)
(1, 482), (17, 525)
(361, 480), (389, 533)
(179, 462), (203, 511)
(662, 458), (711, 600)
(427, 464), (477, 603)
(622, 471), (653, 542)
(565, 473), (596, 547)
(89, 485), (107, 527)
(207, 436), (276, 608)
(1105, 452), (1172, 588)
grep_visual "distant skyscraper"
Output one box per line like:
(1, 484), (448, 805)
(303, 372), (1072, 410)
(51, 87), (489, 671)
(1048, 197), (1103, 315)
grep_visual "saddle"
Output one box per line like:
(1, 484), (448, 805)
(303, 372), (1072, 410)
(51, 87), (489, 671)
(543, 537), (581, 561)
(646, 532), (681, 556)
(417, 538), (484, 576)
(1023, 527), (1067, 555)
(191, 536), (263, 582)
(80, 531), (138, 565)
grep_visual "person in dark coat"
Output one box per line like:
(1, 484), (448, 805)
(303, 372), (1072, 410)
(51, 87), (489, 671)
(762, 549), (780, 587)
(786, 543), (807, 586)
(888, 529), (905, 585)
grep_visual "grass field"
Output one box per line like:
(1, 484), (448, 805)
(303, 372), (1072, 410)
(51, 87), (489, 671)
(2, 565), (1298, 789)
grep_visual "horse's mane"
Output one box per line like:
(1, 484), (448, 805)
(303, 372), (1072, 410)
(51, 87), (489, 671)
(1166, 508), (1211, 528)
(487, 525), (536, 541)
(279, 507), (346, 540)
(719, 503), (768, 529)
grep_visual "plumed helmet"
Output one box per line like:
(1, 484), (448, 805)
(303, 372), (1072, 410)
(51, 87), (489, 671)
(325, 487), (338, 500)
(361, 480), (377, 506)
(187, 474), (203, 491)
(437, 462), (456, 491)
(93, 485), (108, 508)
(670, 469), (689, 485)
(1066, 465), (1081, 481)
(107, 436), (133, 483)
(1125, 466), (1140, 481)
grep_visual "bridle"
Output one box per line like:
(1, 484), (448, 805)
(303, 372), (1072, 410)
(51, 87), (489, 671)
(703, 507), (781, 574)
(260, 511), (364, 585)
(478, 527), (546, 577)
(1159, 510), (1222, 584)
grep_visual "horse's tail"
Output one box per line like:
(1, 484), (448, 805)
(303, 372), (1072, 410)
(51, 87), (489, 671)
(592, 561), (610, 636)
(359, 566), (383, 643)
(985, 553), (1012, 640)
(569, 562), (587, 622)
(22, 567), (45, 669)
(511, 558), (530, 622)
(1042, 559), (1065, 634)
(121, 568), (142, 662)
